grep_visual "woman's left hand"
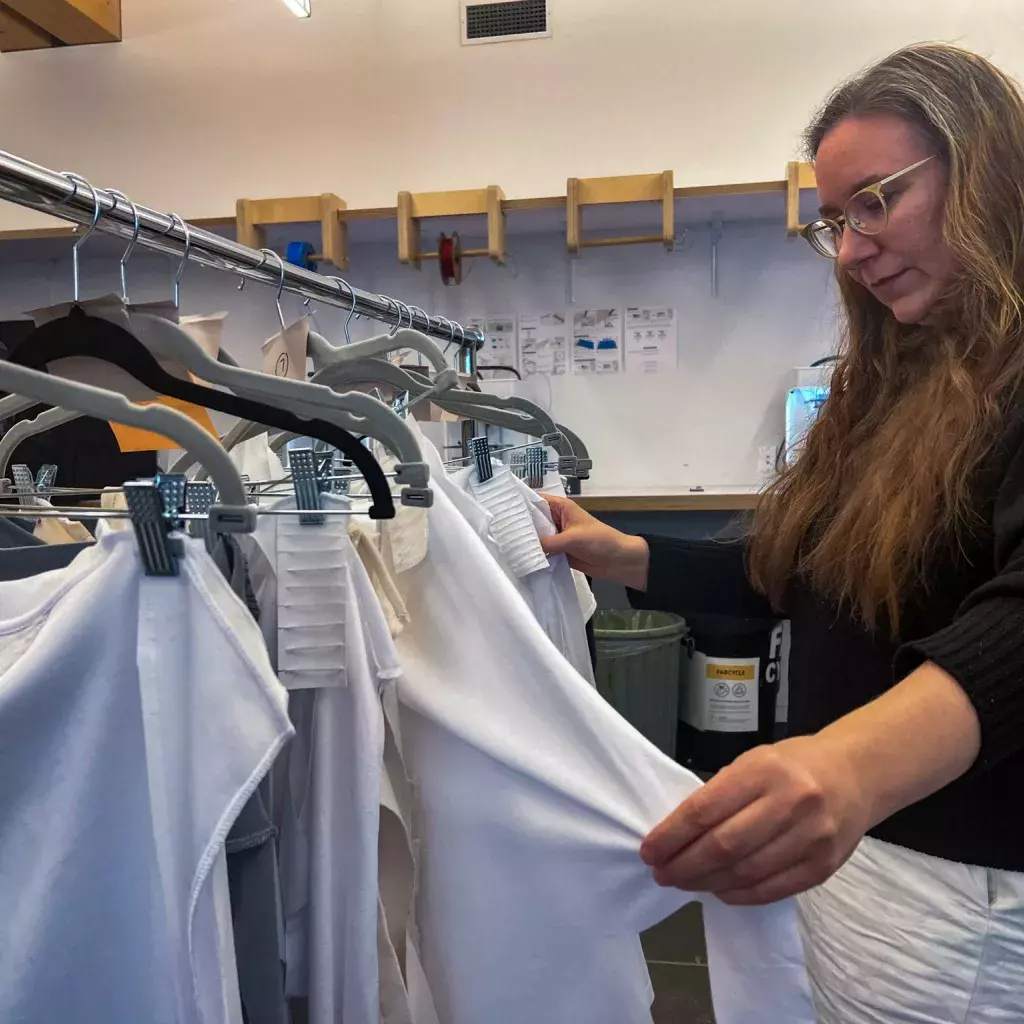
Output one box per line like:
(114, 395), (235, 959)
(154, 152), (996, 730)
(640, 735), (872, 905)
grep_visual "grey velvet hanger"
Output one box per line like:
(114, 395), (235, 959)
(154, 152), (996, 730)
(0, 361), (251, 522)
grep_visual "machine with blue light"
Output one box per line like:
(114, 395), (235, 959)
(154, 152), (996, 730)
(785, 362), (834, 465)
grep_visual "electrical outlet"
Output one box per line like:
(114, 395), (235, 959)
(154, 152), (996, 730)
(758, 444), (777, 478)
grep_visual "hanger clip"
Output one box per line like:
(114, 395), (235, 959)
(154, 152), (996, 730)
(468, 436), (493, 483)
(185, 481), (217, 550)
(10, 463), (57, 524)
(525, 445), (545, 488)
(124, 478), (184, 577)
(290, 447), (325, 526)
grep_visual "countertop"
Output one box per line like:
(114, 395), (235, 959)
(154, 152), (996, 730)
(573, 485), (762, 513)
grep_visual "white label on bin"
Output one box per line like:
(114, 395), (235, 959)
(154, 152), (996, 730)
(682, 654), (759, 733)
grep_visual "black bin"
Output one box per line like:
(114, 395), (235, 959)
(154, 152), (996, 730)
(677, 614), (786, 774)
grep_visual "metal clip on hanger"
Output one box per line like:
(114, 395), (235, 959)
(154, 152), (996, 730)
(7, 463), (57, 524)
(289, 447), (325, 526)
(468, 436), (494, 483)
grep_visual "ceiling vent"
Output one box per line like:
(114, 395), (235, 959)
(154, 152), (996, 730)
(460, 0), (549, 45)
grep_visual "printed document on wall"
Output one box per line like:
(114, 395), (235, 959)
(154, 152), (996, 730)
(467, 316), (519, 372)
(519, 313), (569, 377)
(572, 309), (622, 375)
(624, 307), (677, 374)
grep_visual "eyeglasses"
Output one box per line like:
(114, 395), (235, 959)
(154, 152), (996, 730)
(801, 156), (935, 259)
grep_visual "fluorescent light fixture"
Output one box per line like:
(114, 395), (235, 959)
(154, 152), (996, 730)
(279, 0), (311, 17)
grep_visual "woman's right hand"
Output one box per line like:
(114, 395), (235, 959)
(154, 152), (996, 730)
(540, 493), (650, 591)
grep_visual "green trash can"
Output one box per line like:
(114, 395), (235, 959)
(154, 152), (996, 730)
(593, 610), (689, 758)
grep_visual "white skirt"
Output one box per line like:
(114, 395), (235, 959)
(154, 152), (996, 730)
(797, 836), (1024, 1023)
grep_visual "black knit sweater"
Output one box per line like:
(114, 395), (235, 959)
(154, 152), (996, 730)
(628, 421), (1024, 871)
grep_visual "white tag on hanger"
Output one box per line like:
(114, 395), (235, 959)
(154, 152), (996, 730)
(261, 316), (310, 381)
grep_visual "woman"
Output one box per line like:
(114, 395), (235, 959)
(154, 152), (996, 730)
(544, 43), (1024, 1022)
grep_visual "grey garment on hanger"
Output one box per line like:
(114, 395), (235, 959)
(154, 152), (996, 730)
(212, 535), (291, 1024)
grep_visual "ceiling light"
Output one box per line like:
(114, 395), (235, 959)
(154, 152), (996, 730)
(279, 0), (311, 17)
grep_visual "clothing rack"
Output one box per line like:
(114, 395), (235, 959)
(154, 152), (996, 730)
(0, 149), (484, 350)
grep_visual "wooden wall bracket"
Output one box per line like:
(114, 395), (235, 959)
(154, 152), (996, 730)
(786, 161), (817, 236)
(1, 0), (119, 48)
(0, 4), (53, 50)
(235, 194), (348, 271)
(396, 186), (507, 269)
(566, 171), (674, 256)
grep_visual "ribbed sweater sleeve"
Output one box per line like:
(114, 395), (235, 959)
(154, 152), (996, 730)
(895, 426), (1024, 771)
(627, 534), (775, 619)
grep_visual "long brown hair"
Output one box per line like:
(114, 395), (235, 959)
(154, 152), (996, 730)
(747, 43), (1024, 629)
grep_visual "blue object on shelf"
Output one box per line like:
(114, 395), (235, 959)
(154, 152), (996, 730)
(286, 240), (317, 270)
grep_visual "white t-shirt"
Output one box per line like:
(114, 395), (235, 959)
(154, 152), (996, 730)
(0, 530), (293, 1024)
(386, 480), (814, 1024)
(240, 497), (438, 1024)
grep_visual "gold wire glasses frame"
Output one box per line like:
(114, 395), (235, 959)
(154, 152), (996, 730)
(800, 155), (935, 259)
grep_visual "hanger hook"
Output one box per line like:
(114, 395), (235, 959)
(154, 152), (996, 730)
(60, 172), (103, 302)
(105, 189), (140, 304)
(396, 299), (413, 333)
(240, 250), (268, 292)
(378, 294), (405, 337)
(407, 305), (428, 332)
(166, 213), (191, 309)
(329, 277), (357, 344)
(259, 248), (288, 331)
(434, 316), (455, 353)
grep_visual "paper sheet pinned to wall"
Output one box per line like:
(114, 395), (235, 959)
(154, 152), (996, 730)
(572, 309), (622, 375)
(466, 315), (519, 373)
(624, 306), (677, 374)
(519, 312), (568, 377)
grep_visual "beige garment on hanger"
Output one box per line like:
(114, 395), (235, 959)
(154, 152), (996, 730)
(349, 519), (438, 1024)
(349, 521), (411, 639)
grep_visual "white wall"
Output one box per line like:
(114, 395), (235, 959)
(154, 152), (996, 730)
(0, 0), (1021, 231)
(0, 224), (837, 489)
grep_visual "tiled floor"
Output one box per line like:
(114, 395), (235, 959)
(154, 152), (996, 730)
(642, 902), (716, 1023)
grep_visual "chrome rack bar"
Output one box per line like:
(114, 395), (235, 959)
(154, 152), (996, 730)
(0, 149), (484, 349)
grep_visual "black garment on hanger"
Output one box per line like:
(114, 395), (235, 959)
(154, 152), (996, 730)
(9, 306), (396, 519)
(2, 321), (158, 501)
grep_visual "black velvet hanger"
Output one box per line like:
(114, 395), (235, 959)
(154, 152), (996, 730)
(10, 306), (396, 519)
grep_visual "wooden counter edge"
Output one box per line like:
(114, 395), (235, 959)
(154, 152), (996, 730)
(574, 491), (761, 513)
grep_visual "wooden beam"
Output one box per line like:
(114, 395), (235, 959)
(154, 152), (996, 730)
(396, 191), (421, 268)
(408, 188), (490, 219)
(486, 185), (507, 265)
(318, 193), (348, 272)
(235, 198), (265, 251)
(0, 4), (54, 51)
(786, 161), (817, 235)
(566, 177), (581, 256)
(567, 171), (675, 255)
(4, 0), (120, 44)
(660, 170), (674, 250)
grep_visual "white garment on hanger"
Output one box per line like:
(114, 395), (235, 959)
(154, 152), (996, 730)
(539, 470), (598, 622)
(438, 454), (595, 684)
(240, 497), (438, 1024)
(385, 475), (813, 1024)
(0, 530), (293, 1024)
